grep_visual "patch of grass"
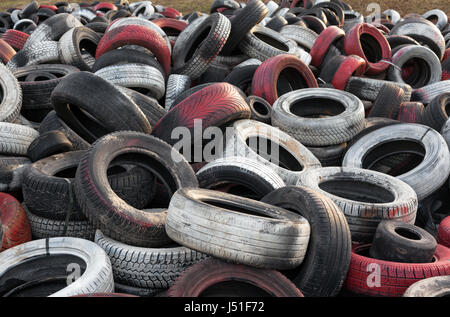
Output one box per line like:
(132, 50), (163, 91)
(0, 1), (447, 18)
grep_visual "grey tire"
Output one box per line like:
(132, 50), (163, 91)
(0, 156), (30, 192)
(412, 81), (450, 104)
(6, 41), (60, 71)
(165, 188), (311, 270)
(272, 88), (365, 146)
(0, 122), (39, 156)
(403, 276), (450, 297)
(345, 76), (412, 102)
(165, 74), (191, 110)
(95, 230), (208, 290)
(0, 237), (114, 297)
(280, 25), (318, 52)
(443, 120), (450, 150)
(422, 9), (448, 31)
(223, 119), (322, 185)
(343, 123), (450, 200)
(0, 63), (22, 123)
(297, 167), (418, 242)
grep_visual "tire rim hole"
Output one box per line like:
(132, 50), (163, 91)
(289, 97), (346, 118)
(185, 26), (211, 62)
(245, 136), (304, 171)
(207, 182), (260, 200)
(254, 32), (289, 51)
(202, 199), (276, 220)
(277, 67), (309, 96)
(162, 27), (181, 37)
(199, 281), (272, 297)
(394, 227), (422, 240)
(319, 179), (395, 203)
(401, 57), (431, 88)
(252, 101), (270, 117)
(360, 33), (382, 63)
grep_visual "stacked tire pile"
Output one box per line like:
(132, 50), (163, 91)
(0, 0), (449, 298)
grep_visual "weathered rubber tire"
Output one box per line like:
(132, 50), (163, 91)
(261, 186), (351, 297)
(307, 143), (347, 167)
(403, 276), (450, 297)
(164, 74), (191, 110)
(345, 76), (412, 102)
(95, 230), (208, 290)
(437, 216), (450, 248)
(26, 130), (73, 162)
(6, 41), (60, 71)
(0, 63), (22, 123)
(343, 123), (450, 201)
(223, 119), (322, 185)
(75, 131), (198, 248)
(166, 188), (311, 270)
(0, 156), (31, 192)
(0, 237), (114, 297)
(0, 193), (31, 251)
(167, 258), (304, 297)
(0, 122), (39, 156)
(279, 24), (318, 51)
(247, 95), (272, 124)
(412, 81), (450, 104)
(368, 83), (405, 119)
(297, 167), (418, 242)
(1, 29), (29, 50)
(0, 39), (16, 64)
(421, 93), (450, 131)
(397, 102), (424, 123)
(272, 88), (365, 146)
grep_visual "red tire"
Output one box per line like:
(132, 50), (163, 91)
(251, 54), (318, 105)
(39, 5), (58, 12)
(331, 55), (366, 90)
(0, 39), (15, 64)
(1, 29), (29, 51)
(161, 7), (182, 19)
(443, 48), (450, 62)
(443, 58), (450, 81)
(396, 102), (424, 123)
(438, 216), (450, 248)
(0, 193), (32, 251)
(310, 25), (345, 68)
(344, 23), (392, 75)
(96, 25), (171, 76)
(152, 83), (251, 145)
(93, 2), (117, 12)
(152, 18), (188, 35)
(344, 243), (450, 297)
(167, 258), (304, 297)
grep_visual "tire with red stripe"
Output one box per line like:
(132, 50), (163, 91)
(152, 83), (251, 146)
(0, 193), (31, 251)
(330, 55), (366, 90)
(151, 18), (187, 36)
(397, 102), (424, 123)
(442, 58), (450, 81)
(93, 3), (117, 12)
(344, 23), (392, 75)
(39, 5), (58, 12)
(438, 216), (450, 248)
(309, 25), (345, 68)
(344, 243), (450, 297)
(251, 54), (318, 105)
(167, 258), (304, 297)
(96, 25), (171, 76)
(0, 39), (15, 64)
(161, 7), (182, 19)
(1, 29), (29, 50)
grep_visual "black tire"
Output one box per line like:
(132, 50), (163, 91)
(91, 48), (164, 74)
(22, 151), (155, 221)
(307, 143), (347, 167)
(265, 15), (289, 32)
(224, 64), (258, 96)
(386, 35), (420, 50)
(246, 95), (272, 124)
(51, 72), (152, 143)
(261, 186), (351, 297)
(197, 62), (231, 85)
(26, 130), (73, 162)
(74, 131), (198, 247)
(370, 220), (437, 263)
(368, 83), (405, 119)
(421, 93), (450, 131)
(84, 21), (108, 33)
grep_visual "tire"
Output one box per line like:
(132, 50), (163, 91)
(239, 25), (306, 62)
(309, 25), (345, 68)
(421, 93), (450, 131)
(261, 186), (351, 297)
(58, 26), (101, 71)
(114, 282), (160, 297)
(152, 83), (251, 147)
(224, 64), (258, 96)
(166, 188), (310, 270)
(39, 111), (90, 151)
(51, 71), (151, 143)
(388, 45), (442, 89)
(328, 55), (366, 90)
(167, 258), (304, 297)
(390, 17), (445, 61)
(397, 102), (424, 123)
(307, 143), (347, 167)
(6, 41), (60, 71)
(0, 237), (114, 297)
(13, 64), (80, 112)
(404, 276), (450, 297)
(0, 122), (39, 156)
(220, 0), (268, 55)
(272, 88), (365, 146)
(164, 74), (191, 110)
(368, 83), (405, 119)
(345, 76), (412, 102)
(345, 243), (450, 297)
(343, 123), (450, 201)
(0, 62), (22, 123)
(1, 29), (29, 50)
(196, 156), (285, 200)
(0, 193), (31, 251)
(412, 81), (450, 104)
(0, 39), (16, 64)
(25, 13), (83, 47)
(95, 64), (165, 100)
(210, 0), (240, 13)
(74, 131), (198, 247)
(25, 206), (95, 241)
(296, 167), (418, 242)
(247, 95), (272, 124)
(85, 21), (108, 33)
(26, 130), (73, 162)
(96, 24), (171, 76)
(438, 216), (450, 248)
(172, 13), (231, 80)
(116, 86), (166, 127)
(95, 230), (208, 290)
(22, 150), (155, 221)
(386, 35), (420, 50)
(0, 156), (30, 192)
(251, 54), (318, 105)
(233, 58), (262, 69)
(197, 62), (231, 85)
(223, 119), (322, 185)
